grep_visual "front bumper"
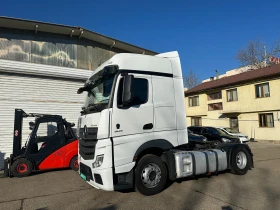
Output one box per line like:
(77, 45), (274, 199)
(79, 159), (114, 191)
(239, 137), (249, 143)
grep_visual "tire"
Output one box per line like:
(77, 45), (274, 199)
(135, 154), (167, 196)
(70, 156), (79, 171)
(11, 158), (33, 177)
(230, 147), (250, 175)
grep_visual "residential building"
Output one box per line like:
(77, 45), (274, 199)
(185, 64), (280, 142)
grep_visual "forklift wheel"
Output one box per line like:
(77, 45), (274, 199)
(11, 158), (33, 177)
(70, 156), (79, 171)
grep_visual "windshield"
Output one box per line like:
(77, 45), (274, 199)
(207, 127), (226, 135)
(83, 67), (117, 110)
(224, 127), (239, 133)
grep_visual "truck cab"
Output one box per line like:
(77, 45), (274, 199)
(77, 52), (253, 195)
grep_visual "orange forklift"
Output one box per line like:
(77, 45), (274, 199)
(4, 109), (78, 177)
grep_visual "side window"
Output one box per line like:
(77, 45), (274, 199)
(190, 127), (201, 133)
(131, 78), (148, 106)
(117, 78), (124, 105)
(64, 124), (75, 141)
(36, 122), (58, 137)
(201, 128), (208, 134)
(117, 77), (149, 106)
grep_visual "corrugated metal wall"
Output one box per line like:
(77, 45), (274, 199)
(0, 29), (117, 70)
(0, 60), (92, 169)
(0, 28), (122, 169)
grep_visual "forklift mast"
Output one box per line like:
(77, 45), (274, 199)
(13, 109), (28, 157)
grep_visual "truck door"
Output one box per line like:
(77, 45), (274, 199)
(111, 74), (154, 167)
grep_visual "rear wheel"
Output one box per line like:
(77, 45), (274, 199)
(11, 158), (33, 177)
(70, 156), (79, 171)
(135, 154), (167, 196)
(230, 147), (250, 175)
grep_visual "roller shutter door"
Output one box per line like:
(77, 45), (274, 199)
(0, 59), (92, 169)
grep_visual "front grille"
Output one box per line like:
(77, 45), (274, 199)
(79, 127), (98, 139)
(79, 127), (98, 160)
(80, 163), (93, 181)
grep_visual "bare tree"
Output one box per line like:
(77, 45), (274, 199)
(184, 69), (200, 89)
(236, 39), (280, 69)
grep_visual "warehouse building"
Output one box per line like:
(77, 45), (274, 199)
(0, 17), (157, 169)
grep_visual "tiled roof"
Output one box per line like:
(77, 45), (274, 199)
(185, 64), (280, 96)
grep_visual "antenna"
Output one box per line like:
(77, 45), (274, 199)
(215, 70), (219, 80)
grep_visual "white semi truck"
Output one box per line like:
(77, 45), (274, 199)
(76, 51), (254, 196)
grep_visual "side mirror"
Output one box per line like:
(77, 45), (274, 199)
(122, 74), (134, 105)
(77, 82), (91, 94)
(77, 87), (84, 94)
(77, 86), (88, 94)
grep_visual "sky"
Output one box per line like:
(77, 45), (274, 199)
(1, 0), (280, 82)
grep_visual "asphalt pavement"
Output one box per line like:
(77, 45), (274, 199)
(1, 142), (280, 210)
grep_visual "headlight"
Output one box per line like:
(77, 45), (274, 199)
(92, 155), (104, 168)
(221, 138), (231, 143)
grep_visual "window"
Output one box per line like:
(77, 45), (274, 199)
(36, 122), (58, 137)
(191, 117), (202, 126)
(255, 83), (270, 98)
(206, 127), (225, 135)
(227, 89), (238, 102)
(64, 124), (74, 141)
(259, 113), (274, 127)
(84, 69), (116, 109)
(208, 91), (222, 100)
(118, 78), (148, 106)
(208, 102), (223, 111)
(188, 127), (202, 134)
(189, 96), (199, 107)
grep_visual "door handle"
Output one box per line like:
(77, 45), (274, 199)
(143, 123), (153, 130)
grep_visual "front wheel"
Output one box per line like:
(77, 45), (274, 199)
(11, 158), (33, 177)
(135, 154), (167, 196)
(70, 156), (79, 171)
(230, 147), (250, 175)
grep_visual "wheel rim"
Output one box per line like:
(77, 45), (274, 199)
(214, 141), (220, 145)
(236, 151), (247, 169)
(74, 160), (79, 169)
(141, 163), (161, 188)
(17, 163), (28, 173)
